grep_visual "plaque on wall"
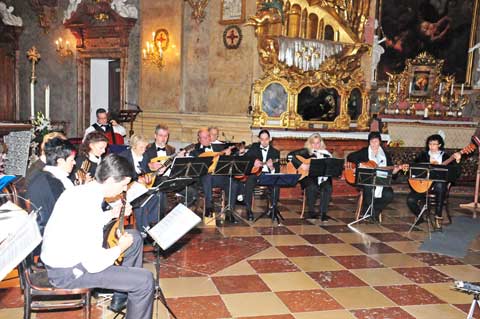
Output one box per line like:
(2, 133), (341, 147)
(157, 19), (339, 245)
(4, 131), (31, 176)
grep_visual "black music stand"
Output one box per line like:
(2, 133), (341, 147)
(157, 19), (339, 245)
(255, 173), (300, 224)
(170, 157), (212, 207)
(213, 156), (255, 223)
(408, 164), (449, 235)
(117, 109), (142, 137)
(348, 167), (392, 227)
(308, 158), (344, 178)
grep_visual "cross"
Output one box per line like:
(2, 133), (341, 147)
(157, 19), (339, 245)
(226, 29), (238, 45)
(158, 33), (167, 44)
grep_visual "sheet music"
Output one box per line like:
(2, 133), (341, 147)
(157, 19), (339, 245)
(146, 203), (201, 250)
(0, 202), (42, 281)
(107, 181), (149, 207)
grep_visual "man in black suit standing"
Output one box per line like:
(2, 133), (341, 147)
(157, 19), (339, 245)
(243, 129), (280, 221)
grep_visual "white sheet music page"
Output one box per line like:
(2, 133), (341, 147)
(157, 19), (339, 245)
(106, 181), (149, 207)
(0, 201), (42, 281)
(147, 203), (201, 250)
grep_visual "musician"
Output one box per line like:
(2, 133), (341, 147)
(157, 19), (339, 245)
(41, 154), (154, 317)
(71, 132), (108, 184)
(287, 133), (333, 221)
(83, 108), (126, 142)
(26, 138), (76, 237)
(118, 134), (164, 236)
(209, 126), (224, 144)
(407, 134), (461, 229)
(144, 124), (176, 172)
(347, 131), (403, 222)
(190, 127), (236, 220)
(243, 129), (281, 221)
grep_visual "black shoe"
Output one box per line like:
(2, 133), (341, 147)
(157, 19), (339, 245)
(246, 210), (254, 221)
(305, 212), (317, 219)
(108, 295), (127, 313)
(320, 214), (330, 222)
(226, 213), (238, 223)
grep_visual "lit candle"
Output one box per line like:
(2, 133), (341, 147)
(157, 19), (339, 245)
(408, 82), (413, 94)
(438, 82), (443, 95)
(152, 32), (155, 41)
(386, 80), (390, 93)
(55, 40), (59, 50)
(397, 82), (401, 94)
(66, 40), (70, 50)
(30, 82), (34, 119)
(143, 48), (147, 58)
(424, 107), (429, 118)
(45, 85), (50, 119)
(450, 81), (454, 95)
(461, 83), (464, 96)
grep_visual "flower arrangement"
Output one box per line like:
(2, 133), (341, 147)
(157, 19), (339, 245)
(29, 111), (52, 164)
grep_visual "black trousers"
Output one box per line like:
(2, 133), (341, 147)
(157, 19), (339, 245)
(361, 186), (394, 217)
(46, 229), (154, 319)
(200, 175), (238, 209)
(407, 182), (447, 218)
(244, 174), (280, 212)
(304, 180), (332, 215)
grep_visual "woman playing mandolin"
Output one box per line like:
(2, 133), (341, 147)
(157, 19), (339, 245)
(407, 134), (461, 230)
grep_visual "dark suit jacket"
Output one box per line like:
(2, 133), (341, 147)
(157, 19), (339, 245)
(244, 142), (280, 173)
(189, 143), (227, 157)
(118, 148), (150, 180)
(144, 143), (176, 161)
(413, 150), (461, 182)
(288, 147), (331, 188)
(26, 171), (65, 235)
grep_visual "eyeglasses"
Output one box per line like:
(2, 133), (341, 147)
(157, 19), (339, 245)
(429, 142), (440, 146)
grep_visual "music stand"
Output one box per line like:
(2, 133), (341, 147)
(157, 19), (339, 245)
(408, 164), (449, 235)
(348, 167), (392, 227)
(117, 109), (142, 137)
(255, 173), (300, 224)
(213, 156), (255, 223)
(308, 158), (344, 178)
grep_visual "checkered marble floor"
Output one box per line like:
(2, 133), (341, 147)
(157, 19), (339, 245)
(1, 194), (480, 319)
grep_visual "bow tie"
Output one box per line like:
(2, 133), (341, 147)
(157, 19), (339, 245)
(157, 147), (166, 152)
(261, 147), (268, 152)
(202, 145), (212, 149)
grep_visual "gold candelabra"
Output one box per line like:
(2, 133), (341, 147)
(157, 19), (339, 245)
(55, 37), (73, 57)
(142, 29), (169, 70)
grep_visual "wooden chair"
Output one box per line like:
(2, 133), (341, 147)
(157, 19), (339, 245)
(18, 254), (92, 319)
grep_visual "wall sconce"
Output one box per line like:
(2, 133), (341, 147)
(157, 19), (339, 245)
(55, 37), (73, 57)
(142, 29), (169, 70)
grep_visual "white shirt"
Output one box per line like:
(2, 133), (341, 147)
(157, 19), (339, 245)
(83, 123), (127, 141)
(428, 151), (444, 164)
(155, 144), (167, 158)
(368, 146), (387, 198)
(260, 145), (271, 173)
(131, 150), (144, 174)
(41, 182), (120, 273)
(43, 165), (74, 189)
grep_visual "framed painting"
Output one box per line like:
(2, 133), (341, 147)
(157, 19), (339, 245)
(261, 83), (288, 117)
(297, 86), (339, 121)
(219, 0), (245, 25)
(376, 0), (479, 85)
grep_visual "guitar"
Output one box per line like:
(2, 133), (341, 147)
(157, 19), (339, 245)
(235, 158), (280, 182)
(143, 143), (196, 188)
(199, 143), (244, 173)
(408, 143), (476, 193)
(344, 160), (409, 184)
(293, 155), (326, 181)
(103, 191), (127, 266)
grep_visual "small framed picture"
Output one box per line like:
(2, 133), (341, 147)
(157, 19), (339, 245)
(219, 0), (245, 25)
(409, 66), (435, 98)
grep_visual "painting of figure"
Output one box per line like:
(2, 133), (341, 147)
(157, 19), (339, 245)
(297, 87), (339, 121)
(262, 83), (288, 117)
(377, 0), (476, 83)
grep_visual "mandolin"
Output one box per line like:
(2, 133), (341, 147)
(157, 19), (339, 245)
(144, 143), (196, 188)
(235, 158), (280, 182)
(103, 191), (127, 265)
(199, 143), (244, 173)
(408, 143), (476, 193)
(344, 160), (408, 184)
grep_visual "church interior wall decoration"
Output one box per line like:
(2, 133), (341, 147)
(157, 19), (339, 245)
(223, 25), (242, 49)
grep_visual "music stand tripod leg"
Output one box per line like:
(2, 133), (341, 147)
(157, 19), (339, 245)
(348, 187), (375, 227)
(467, 294), (480, 319)
(219, 175), (246, 224)
(408, 191), (432, 238)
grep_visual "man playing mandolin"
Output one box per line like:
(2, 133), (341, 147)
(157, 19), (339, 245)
(407, 134), (461, 230)
(41, 154), (154, 317)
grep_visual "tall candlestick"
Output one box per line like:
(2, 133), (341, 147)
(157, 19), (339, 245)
(450, 81), (454, 95)
(45, 85), (50, 119)
(30, 82), (34, 119)
(438, 82), (443, 95)
(408, 82), (413, 94)
(386, 80), (390, 93)
(397, 82), (400, 94)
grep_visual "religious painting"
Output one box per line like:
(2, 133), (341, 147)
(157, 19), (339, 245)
(410, 66), (435, 97)
(377, 0), (479, 84)
(262, 83), (288, 117)
(297, 86), (339, 121)
(347, 88), (362, 120)
(219, 0), (245, 25)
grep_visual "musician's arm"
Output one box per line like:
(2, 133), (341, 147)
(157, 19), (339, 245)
(287, 149), (304, 169)
(346, 149), (363, 164)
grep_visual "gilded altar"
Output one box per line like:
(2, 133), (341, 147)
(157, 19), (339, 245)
(247, 0), (371, 130)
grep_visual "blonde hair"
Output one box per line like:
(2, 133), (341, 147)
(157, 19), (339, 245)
(304, 133), (326, 153)
(129, 134), (149, 148)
